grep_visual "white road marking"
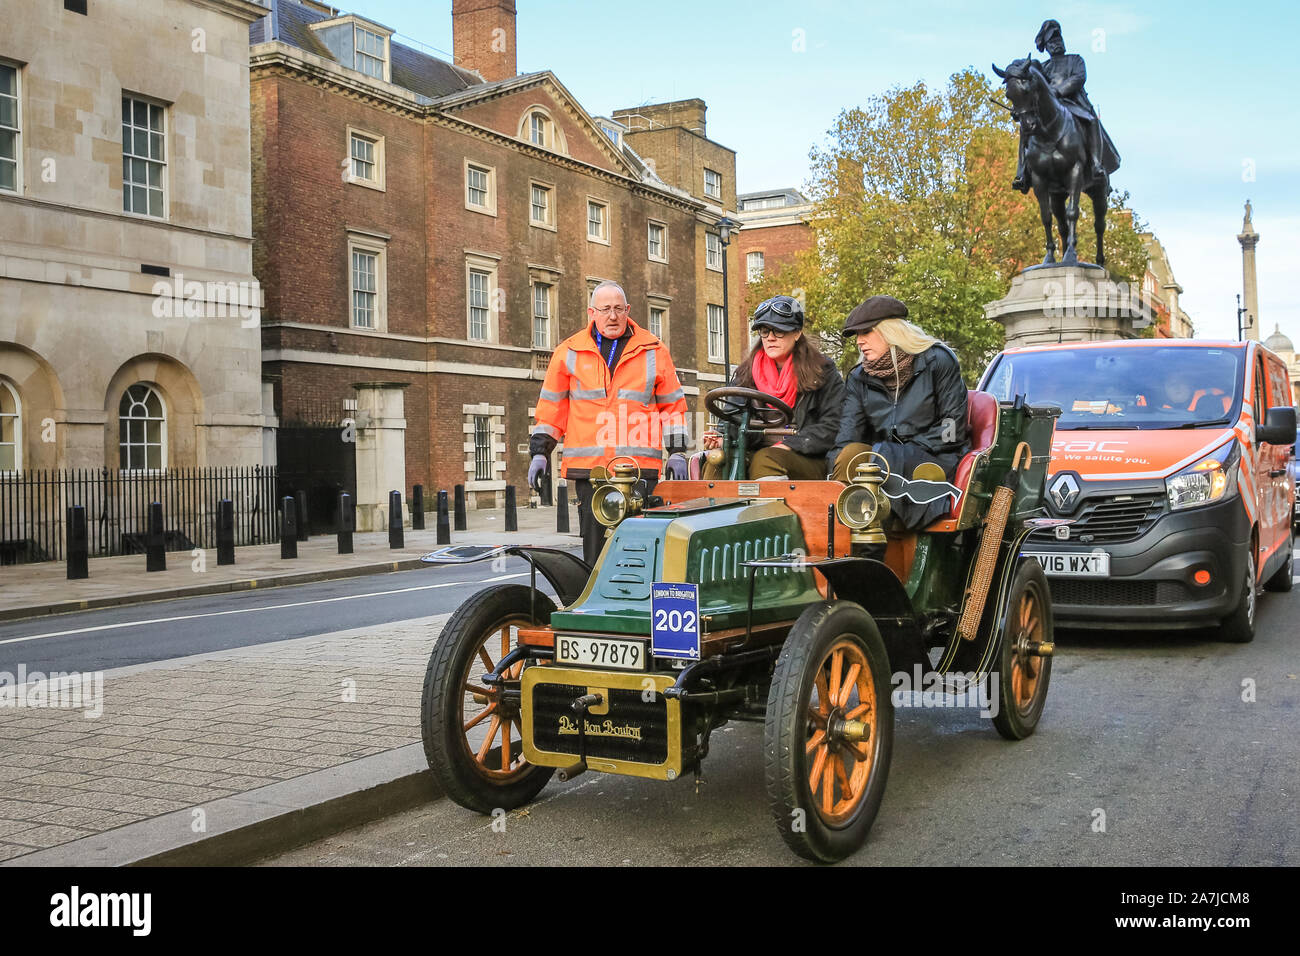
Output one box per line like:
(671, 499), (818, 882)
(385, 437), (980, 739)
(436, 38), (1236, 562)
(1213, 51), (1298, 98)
(0, 572), (528, 647)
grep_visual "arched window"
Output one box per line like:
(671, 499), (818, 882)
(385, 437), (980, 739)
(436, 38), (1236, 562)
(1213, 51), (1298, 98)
(0, 379), (20, 473)
(119, 383), (165, 471)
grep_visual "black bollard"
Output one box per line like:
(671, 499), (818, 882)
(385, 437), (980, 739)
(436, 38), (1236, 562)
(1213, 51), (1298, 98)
(146, 501), (166, 572)
(337, 492), (354, 555)
(281, 495), (298, 559)
(216, 499), (235, 566)
(436, 489), (451, 545)
(66, 505), (89, 580)
(389, 490), (404, 549)
(453, 484), (467, 531)
(294, 489), (310, 542)
(411, 484), (425, 530)
(505, 485), (518, 532)
(556, 481), (570, 534)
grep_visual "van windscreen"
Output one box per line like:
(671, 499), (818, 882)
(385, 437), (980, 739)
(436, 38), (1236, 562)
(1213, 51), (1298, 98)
(983, 347), (1244, 431)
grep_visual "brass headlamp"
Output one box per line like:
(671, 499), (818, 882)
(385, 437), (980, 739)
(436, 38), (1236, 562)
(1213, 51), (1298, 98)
(835, 453), (891, 545)
(591, 459), (645, 531)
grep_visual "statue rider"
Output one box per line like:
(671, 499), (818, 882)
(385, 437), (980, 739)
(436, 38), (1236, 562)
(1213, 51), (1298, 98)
(1011, 19), (1120, 193)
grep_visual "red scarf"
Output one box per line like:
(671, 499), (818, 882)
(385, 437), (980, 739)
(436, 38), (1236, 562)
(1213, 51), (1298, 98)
(751, 350), (797, 409)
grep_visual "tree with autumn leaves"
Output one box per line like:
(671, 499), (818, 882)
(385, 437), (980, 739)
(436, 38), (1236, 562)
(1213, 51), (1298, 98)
(748, 68), (1149, 382)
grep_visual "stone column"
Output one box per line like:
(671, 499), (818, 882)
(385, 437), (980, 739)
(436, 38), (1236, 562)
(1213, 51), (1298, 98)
(984, 264), (1153, 349)
(352, 382), (409, 533)
(1238, 201), (1260, 341)
(260, 381), (279, 467)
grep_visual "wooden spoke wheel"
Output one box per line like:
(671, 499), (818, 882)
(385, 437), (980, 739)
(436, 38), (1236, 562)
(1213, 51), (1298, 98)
(992, 559), (1054, 740)
(420, 584), (555, 813)
(765, 601), (894, 863)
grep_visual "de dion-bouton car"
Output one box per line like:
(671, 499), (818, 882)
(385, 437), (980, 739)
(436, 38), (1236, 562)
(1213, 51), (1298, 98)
(418, 386), (1062, 862)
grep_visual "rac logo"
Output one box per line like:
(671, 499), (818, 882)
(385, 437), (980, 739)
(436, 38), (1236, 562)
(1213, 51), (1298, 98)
(1053, 439), (1128, 453)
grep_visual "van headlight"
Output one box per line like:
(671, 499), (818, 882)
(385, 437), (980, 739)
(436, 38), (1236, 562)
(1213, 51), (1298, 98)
(1165, 443), (1238, 511)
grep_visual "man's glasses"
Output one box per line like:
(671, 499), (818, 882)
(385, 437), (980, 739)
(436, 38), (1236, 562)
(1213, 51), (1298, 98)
(755, 327), (789, 339)
(591, 305), (630, 316)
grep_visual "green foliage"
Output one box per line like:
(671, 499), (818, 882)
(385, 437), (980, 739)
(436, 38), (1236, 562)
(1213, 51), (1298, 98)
(750, 68), (1151, 384)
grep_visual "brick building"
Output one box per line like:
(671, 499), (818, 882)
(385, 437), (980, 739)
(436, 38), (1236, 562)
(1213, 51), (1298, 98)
(251, 0), (744, 516)
(734, 187), (814, 316)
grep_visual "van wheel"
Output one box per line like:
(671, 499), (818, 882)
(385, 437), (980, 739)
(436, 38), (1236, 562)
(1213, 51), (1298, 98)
(1264, 533), (1294, 593)
(1220, 549), (1257, 644)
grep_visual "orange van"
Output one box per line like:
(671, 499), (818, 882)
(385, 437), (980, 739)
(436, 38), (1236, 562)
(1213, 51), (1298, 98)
(979, 339), (1296, 642)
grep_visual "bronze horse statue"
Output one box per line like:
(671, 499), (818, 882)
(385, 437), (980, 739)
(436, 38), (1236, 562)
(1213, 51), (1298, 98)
(994, 56), (1110, 267)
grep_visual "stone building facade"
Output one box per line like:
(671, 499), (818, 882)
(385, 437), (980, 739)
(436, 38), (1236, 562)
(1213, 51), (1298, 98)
(252, 0), (739, 507)
(0, 0), (267, 474)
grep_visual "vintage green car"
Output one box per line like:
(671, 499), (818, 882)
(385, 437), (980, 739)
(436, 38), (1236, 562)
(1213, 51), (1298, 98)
(419, 386), (1061, 861)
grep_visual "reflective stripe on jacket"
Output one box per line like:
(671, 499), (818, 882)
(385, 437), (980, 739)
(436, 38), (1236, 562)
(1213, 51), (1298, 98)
(531, 319), (689, 477)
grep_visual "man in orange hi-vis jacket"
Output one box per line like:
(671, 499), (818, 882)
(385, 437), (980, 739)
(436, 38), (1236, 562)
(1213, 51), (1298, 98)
(529, 280), (690, 563)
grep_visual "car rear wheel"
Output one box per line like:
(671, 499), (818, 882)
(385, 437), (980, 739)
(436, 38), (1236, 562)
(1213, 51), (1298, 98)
(1220, 548), (1257, 644)
(420, 583), (556, 813)
(764, 601), (893, 863)
(991, 559), (1054, 740)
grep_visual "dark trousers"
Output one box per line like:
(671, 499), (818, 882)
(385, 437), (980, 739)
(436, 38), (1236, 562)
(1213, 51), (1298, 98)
(573, 473), (659, 566)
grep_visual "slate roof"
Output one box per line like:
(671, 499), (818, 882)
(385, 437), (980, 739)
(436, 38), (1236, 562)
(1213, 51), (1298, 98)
(250, 0), (481, 99)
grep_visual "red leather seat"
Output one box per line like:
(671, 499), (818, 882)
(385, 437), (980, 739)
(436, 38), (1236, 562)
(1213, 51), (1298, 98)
(946, 391), (999, 519)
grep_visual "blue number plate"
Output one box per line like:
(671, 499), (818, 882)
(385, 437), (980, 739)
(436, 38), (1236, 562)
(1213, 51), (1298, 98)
(651, 582), (701, 661)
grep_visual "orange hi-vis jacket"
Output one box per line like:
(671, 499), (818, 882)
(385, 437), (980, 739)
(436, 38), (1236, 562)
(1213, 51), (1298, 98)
(531, 319), (689, 477)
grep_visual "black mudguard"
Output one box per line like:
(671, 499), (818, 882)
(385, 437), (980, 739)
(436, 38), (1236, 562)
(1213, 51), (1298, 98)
(421, 545), (591, 608)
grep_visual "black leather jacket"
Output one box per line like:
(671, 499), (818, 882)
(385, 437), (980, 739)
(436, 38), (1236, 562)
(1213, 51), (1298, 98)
(831, 344), (969, 471)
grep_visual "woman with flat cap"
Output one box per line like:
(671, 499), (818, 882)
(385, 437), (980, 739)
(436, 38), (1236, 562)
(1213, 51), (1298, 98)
(829, 295), (969, 529)
(702, 295), (845, 480)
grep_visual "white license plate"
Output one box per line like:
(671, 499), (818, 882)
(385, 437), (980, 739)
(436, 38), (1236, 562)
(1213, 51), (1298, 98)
(554, 635), (648, 671)
(1025, 551), (1110, 577)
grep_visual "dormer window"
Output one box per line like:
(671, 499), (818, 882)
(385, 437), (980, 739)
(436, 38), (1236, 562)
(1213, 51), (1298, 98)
(355, 25), (388, 79)
(518, 107), (567, 155)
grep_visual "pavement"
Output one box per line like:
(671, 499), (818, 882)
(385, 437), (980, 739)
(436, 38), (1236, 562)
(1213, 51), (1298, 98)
(0, 503), (579, 866)
(0, 501), (577, 622)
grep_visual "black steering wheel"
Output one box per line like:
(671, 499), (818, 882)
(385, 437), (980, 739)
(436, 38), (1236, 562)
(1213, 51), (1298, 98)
(705, 386), (793, 430)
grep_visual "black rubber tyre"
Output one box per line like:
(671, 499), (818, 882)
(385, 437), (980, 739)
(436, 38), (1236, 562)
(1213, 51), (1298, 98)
(1220, 548), (1257, 644)
(991, 559), (1054, 741)
(420, 583), (556, 813)
(764, 600), (893, 863)
(1264, 533), (1293, 593)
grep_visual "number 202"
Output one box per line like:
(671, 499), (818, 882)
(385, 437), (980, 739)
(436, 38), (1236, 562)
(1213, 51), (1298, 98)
(655, 608), (697, 632)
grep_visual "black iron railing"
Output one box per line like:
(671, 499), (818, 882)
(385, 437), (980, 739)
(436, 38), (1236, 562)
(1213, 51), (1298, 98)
(0, 466), (279, 564)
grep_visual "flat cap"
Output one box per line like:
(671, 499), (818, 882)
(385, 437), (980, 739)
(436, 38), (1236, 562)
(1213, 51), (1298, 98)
(842, 295), (908, 336)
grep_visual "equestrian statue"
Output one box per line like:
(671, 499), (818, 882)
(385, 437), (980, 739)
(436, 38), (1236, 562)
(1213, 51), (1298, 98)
(994, 19), (1121, 267)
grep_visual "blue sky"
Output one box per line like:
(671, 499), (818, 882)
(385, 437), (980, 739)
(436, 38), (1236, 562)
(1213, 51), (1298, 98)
(353, 0), (1298, 344)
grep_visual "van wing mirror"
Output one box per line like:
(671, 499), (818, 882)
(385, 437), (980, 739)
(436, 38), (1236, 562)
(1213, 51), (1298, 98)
(1256, 406), (1297, 445)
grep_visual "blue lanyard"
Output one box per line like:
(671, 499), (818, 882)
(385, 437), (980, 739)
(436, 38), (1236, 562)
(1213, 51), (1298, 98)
(594, 331), (619, 369)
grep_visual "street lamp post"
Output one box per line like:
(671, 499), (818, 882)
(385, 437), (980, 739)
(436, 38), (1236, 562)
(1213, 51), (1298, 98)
(1236, 294), (1253, 341)
(717, 216), (739, 380)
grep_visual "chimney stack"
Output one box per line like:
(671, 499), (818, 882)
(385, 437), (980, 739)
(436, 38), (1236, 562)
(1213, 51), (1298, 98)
(452, 0), (517, 83)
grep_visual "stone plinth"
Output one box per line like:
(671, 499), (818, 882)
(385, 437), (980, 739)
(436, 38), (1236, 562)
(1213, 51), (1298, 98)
(985, 265), (1154, 349)
(353, 383), (409, 533)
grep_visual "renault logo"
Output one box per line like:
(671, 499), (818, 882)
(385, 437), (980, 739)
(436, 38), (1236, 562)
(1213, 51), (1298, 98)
(1049, 473), (1081, 512)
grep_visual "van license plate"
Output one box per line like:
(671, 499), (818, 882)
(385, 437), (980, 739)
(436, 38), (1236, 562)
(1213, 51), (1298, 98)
(1025, 551), (1110, 577)
(554, 635), (648, 671)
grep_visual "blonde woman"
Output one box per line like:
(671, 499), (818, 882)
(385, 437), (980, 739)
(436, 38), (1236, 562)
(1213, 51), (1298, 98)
(830, 295), (969, 530)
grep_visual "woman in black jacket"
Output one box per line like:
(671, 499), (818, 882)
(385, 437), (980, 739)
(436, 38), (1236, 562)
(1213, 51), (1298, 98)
(830, 295), (969, 529)
(702, 296), (845, 480)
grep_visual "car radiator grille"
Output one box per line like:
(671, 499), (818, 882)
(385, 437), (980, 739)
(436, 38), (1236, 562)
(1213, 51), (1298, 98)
(1049, 579), (1187, 607)
(1029, 494), (1165, 544)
